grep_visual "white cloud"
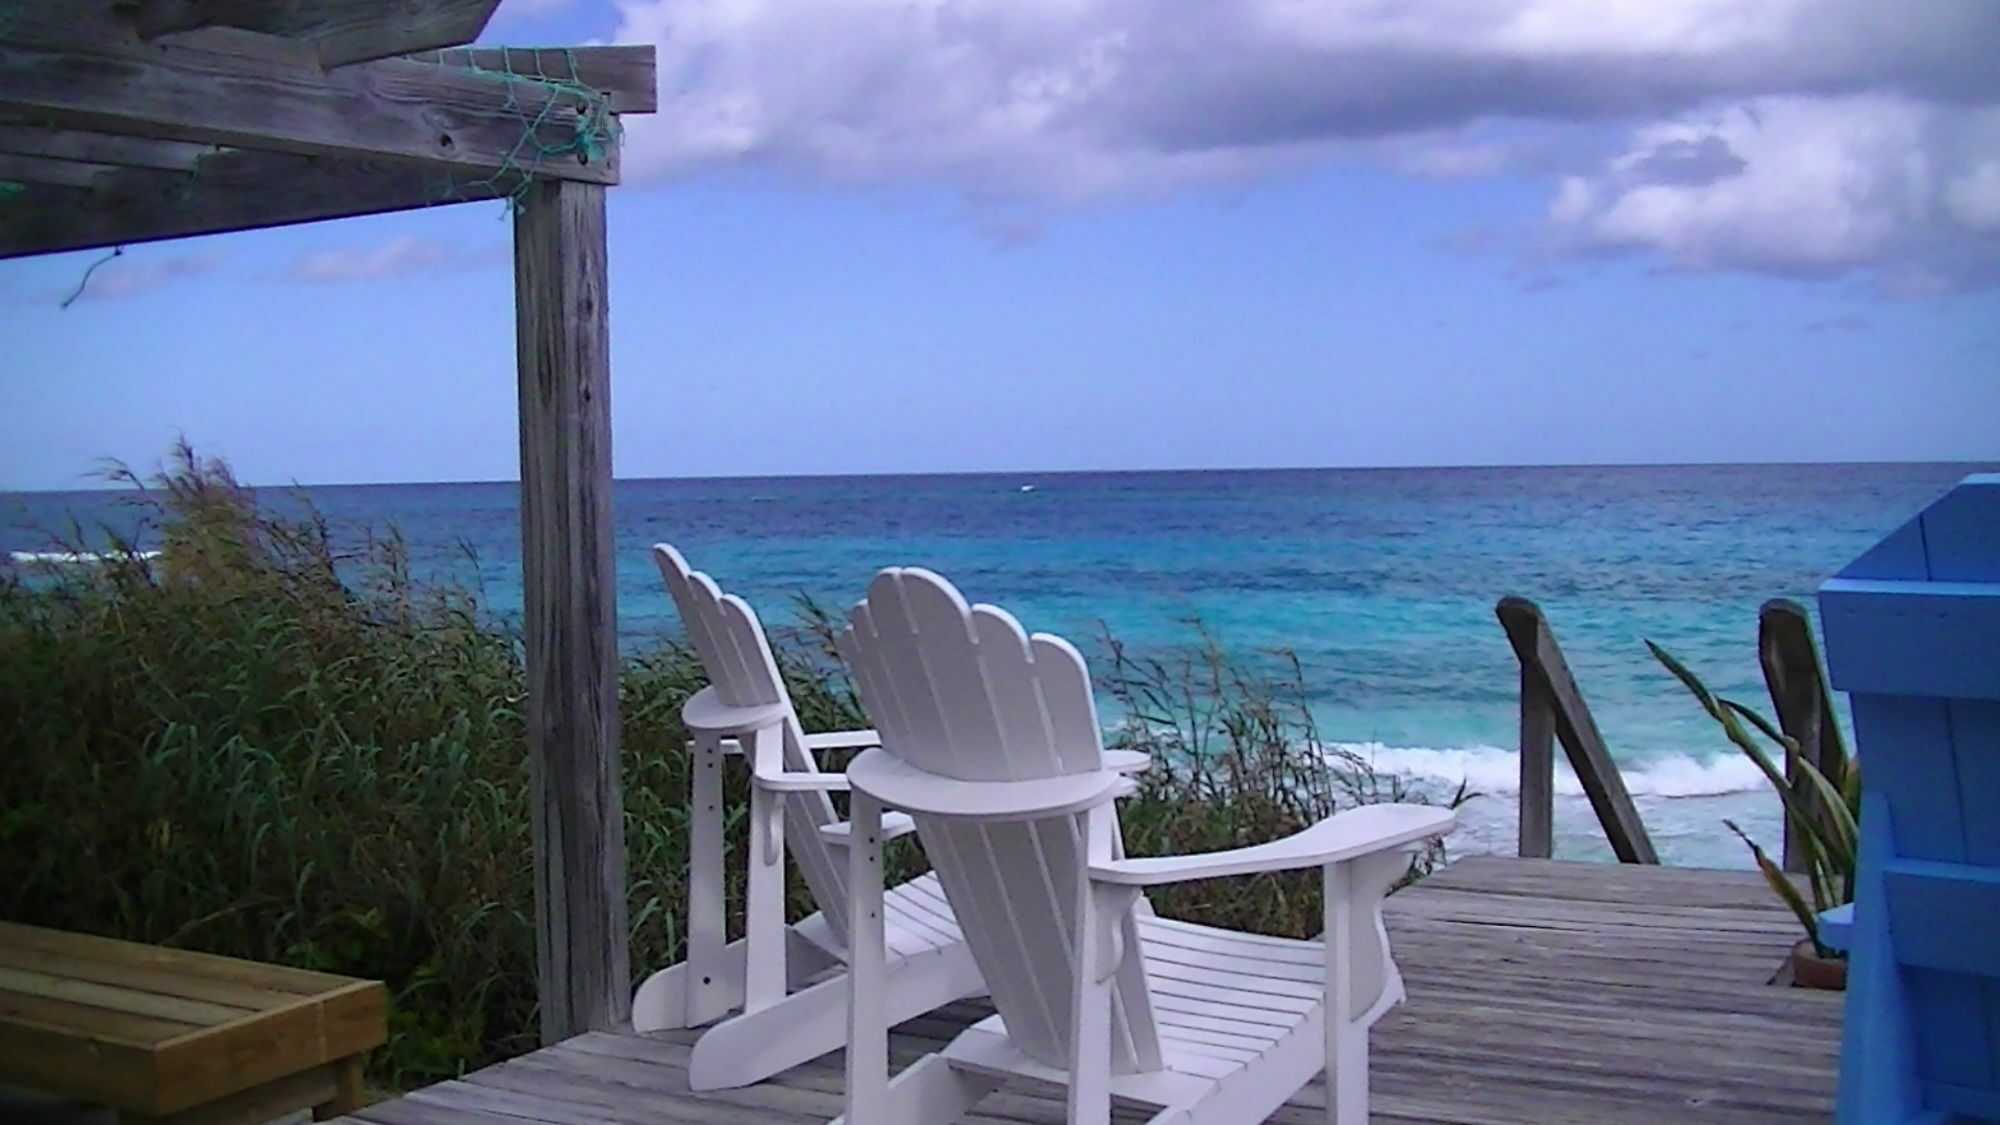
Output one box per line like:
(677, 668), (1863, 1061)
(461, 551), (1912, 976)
(1547, 97), (2000, 293)
(492, 0), (581, 19)
(608, 0), (2000, 290)
(281, 236), (494, 284)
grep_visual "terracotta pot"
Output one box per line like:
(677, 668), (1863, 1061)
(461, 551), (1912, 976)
(1791, 939), (1848, 990)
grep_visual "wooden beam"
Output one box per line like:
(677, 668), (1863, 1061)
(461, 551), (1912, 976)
(0, 147), (507, 259)
(1496, 597), (1660, 865)
(0, 124), (217, 172)
(513, 177), (629, 1043)
(420, 47), (660, 115)
(1759, 599), (1848, 874)
(0, 152), (122, 188)
(131, 0), (502, 67)
(1517, 667), (1555, 859)
(1, 16), (625, 184)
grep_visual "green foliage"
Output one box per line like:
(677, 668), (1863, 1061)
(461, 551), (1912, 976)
(0, 444), (1461, 1088)
(1101, 625), (1469, 939)
(1647, 640), (1860, 956)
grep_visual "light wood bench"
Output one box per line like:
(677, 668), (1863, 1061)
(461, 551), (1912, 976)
(0, 922), (386, 1125)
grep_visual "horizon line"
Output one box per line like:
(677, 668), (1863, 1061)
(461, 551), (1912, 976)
(7, 456), (1997, 496)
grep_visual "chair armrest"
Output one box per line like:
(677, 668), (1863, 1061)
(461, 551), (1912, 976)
(1104, 749), (1150, 775)
(752, 768), (850, 793)
(848, 749), (1126, 822)
(819, 812), (919, 844)
(682, 685), (789, 738)
(1088, 804), (1454, 887)
(801, 729), (881, 752)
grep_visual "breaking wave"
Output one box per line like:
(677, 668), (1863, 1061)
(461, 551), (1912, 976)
(1326, 741), (1766, 798)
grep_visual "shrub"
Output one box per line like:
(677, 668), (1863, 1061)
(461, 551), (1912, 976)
(0, 444), (1460, 1087)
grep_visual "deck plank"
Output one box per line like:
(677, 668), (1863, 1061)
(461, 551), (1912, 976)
(334, 856), (1841, 1123)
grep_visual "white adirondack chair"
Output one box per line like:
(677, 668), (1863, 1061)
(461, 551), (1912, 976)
(833, 567), (1454, 1125)
(629, 545), (986, 1090)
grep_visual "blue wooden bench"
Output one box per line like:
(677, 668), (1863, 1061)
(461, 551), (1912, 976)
(1819, 472), (2000, 1124)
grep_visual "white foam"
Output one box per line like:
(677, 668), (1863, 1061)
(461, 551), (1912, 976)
(1325, 741), (1766, 798)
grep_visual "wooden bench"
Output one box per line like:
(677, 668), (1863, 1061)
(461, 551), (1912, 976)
(0, 922), (386, 1125)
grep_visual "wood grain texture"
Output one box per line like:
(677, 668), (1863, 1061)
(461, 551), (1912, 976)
(0, 923), (384, 1118)
(1, 12), (622, 184)
(417, 47), (659, 114)
(1496, 597), (1659, 864)
(0, 148), (503, 260)
(513, 177), (629, 1045)
(1757, 600), (1845, 875)
(0, 152), (119, 188)
(1517, 668), (1555, 859)
(0, 123), (217, 171)
(132, 0), (501, 67)
(328, 857), (1839, 1125)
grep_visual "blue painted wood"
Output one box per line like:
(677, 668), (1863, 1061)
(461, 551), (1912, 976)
(1933, 1079), (2000, 1122)
(1908, 967), (1996, 1092)
(1824, 474), (2000, 1124)
(1818, 903), (1854, 954)
(1958, 700), (2000, 868)
(1840, 515), (1933, 581)
(1884, 860), (2000, 978)
(1838, 798), (1929, 1125)
(1919, 476), (2000, 583)
(1819, 581), (2000, 701)
(1848, 695), (1964, 864)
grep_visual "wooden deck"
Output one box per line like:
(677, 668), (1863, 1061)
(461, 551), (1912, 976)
(335, 856), (1843, 1124)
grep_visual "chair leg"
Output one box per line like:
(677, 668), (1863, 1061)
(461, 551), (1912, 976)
(633, 937), (747, 1031)
(1324, 1018), (1369, 1125)
(684, 733), (732, 1026)
(697, 940), (982, 1089)
(1323, 858), (1369, 1125)
(745, 725), (789, 1014)
(829, 1055), (998, 1125)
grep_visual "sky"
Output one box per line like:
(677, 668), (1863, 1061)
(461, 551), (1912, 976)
(2, 0), (1997, 491)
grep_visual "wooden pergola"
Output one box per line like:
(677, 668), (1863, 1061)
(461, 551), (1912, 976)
(1, 0), (656, 1043)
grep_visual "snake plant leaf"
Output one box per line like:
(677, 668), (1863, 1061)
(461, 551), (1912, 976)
(1726, 820), (1823, 953)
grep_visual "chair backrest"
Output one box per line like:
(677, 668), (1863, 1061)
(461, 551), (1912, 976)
(1819, 475), (2000, 1120)
(839, 567), (1159, 1073)
(652, 544), (851, 944)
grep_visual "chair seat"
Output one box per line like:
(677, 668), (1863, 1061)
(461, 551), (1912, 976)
(795, 872), (965, 962)
(946, 910), (1378, 1098)
(1141, 915), (1325, 1079)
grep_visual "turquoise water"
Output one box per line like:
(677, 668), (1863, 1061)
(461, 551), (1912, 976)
(5, 462), (1985, 866)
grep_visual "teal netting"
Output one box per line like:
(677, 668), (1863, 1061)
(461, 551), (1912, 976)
(421, 47), (622, 211)
(0, 182), (25, 203)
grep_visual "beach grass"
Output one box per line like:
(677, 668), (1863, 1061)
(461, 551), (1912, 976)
(0, 444), (1459, 1085)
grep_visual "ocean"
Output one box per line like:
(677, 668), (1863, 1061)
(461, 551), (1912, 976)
(5, 461), (1985, 869)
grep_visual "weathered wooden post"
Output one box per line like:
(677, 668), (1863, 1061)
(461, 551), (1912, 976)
(1497, 597), (1658, 865)
(516, 177), (630, 1043)
(1758, 599), (1847, 873)
(1818, 473), (2000, 1125)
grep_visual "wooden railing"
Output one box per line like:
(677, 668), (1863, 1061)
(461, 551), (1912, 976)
(1496, 597), (1659, 864)
(1756, 599), (1847, 874)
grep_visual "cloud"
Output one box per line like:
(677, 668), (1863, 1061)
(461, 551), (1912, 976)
(608, 0), (2000, 290)
(1545, 97), (2000, 294)
(61, 249), (223, 303)
(492, 0), (581, 20)
(280, 236), (499, 283)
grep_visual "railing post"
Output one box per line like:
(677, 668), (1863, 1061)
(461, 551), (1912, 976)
(1496, 597), (1659, 865)
(1758, 599), (1847, 874)
(1518, 667), (1555, 859)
